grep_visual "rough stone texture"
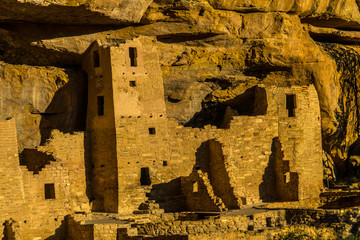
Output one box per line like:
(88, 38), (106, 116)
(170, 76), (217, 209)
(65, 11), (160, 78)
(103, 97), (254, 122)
(0, 8), (347, 176)
(0, 62), (86, 151)
(0, 0), (152, 25)
(0, 119), (89, 239)
(81, 37), (323, 215)
(3, 0), (360, 238)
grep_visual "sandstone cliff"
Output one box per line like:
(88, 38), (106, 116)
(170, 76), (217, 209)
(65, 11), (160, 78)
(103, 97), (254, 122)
(1, 0), (360, 179)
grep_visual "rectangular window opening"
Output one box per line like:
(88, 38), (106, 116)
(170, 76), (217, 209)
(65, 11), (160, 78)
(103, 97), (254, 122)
(149, 128), (156, 135)
(45, 183), (55, 199)
(163, 161), (168, 166)
(266, 217), (273, 227)
(140, 167), (151, 186)
(129, 47), (138, 67)
(129, 81), (136, 87)
(93, 50), (100, 68)
(286, 94), (296, 117)
(97, 96), (104, 116)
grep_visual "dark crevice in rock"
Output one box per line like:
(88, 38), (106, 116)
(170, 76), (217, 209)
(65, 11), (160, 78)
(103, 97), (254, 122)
(302, 18), (360, 31)
(156, 33), (220, 43)
(243, 65), (292, 79)
(205, 78), (232, 90)
(311, 34), (360, 46)
(0, 46), (82, 67)
(167, 96), (181, 103)
(0, 22), (127, 41)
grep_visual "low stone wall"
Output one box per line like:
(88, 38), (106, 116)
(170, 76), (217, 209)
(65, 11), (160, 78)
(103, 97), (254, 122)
(135, 210), (286, 237)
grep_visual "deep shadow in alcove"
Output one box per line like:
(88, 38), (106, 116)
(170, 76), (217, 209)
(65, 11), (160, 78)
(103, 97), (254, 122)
(185, 86), (267, 129)
(148, 178), (187, 212)
(38, 67), (91, 201)
(194, 141), (211, 172)
(259, 137), (279, 202)
(39, 67), (87, 144)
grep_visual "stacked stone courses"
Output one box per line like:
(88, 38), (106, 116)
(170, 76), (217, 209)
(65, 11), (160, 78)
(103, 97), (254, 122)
(83, 36), (323, 214)
(0, 120), (88, 239)
(0, 35), (324, 239)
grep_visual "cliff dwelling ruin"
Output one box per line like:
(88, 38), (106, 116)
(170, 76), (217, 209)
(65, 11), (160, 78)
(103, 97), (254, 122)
(0, 36), (324, 239)
(3, 0), (360, 239)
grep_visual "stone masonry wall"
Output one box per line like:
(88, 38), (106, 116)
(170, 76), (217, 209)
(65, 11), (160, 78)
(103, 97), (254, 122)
(114, 84), (323, 213)
(181, 170), (227, 212)
(0, 120), (89, 239)
(277, 85), (323, 200)
(82, 37), (323, 214)
(0, 118), (26, 239)
(83, 41), (119, 212)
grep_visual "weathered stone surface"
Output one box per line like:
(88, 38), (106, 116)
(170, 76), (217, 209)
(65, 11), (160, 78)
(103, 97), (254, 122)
(0, 62), (86, 150)
(0, 0), (153, 24)
(0, 4), (350, 174)
(2, 0), (360, 238)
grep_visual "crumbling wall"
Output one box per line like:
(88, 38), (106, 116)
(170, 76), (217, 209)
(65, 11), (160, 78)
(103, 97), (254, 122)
(37, 130), (89, 212)
(276, 85), (323, 200)
(181, 170), (226, 212)
(273, 137), (299, 201)
(0, 120), (89, 239)
(113, 85), (322, 213)
(0, 119), (25, 238)
(18, 130), (89, 239)
(67, 216), (94, 240)
(208, 139), (240, 209)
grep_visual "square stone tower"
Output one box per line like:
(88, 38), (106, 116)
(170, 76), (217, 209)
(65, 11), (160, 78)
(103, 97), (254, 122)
(82, 36), (166, 212)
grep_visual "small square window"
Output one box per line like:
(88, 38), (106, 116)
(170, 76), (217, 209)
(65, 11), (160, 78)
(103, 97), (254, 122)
(163, 161), (168, 166)
(129, 81), (136, 87)
(45, 183), (55, 199)
(149, 128), (156, 135)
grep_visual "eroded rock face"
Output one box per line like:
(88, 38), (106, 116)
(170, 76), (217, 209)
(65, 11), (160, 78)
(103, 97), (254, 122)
(0, 62), (86, 150)
(0, 0), (152, 24)
(1, 0), (360, 178)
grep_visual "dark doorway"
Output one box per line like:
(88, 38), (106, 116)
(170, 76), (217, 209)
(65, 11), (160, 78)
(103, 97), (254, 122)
(140, 167), (151, 186)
